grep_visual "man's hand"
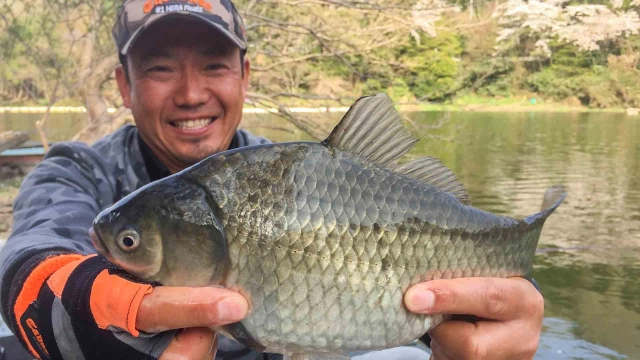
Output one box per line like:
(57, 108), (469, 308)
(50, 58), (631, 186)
(137, 287), (248, 360)
(13, 255), (249, 360)
(405, 277), (544, 360)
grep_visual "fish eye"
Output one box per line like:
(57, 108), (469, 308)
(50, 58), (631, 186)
(117, 228), (140, 252)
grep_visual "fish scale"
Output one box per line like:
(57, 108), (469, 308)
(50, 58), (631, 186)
(180, 143), (535, 355)
(92, 93), (566, 360)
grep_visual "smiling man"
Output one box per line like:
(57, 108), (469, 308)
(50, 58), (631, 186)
(0, 0), (544, 359)
(115, 0), (253, 175)
(118, 18), (250, 174)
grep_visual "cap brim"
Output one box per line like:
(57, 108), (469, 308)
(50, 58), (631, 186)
(120, 12), (246, 55)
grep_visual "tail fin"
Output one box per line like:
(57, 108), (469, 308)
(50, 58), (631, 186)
(524, 185), (567, 225)
(541, 185), (567, 211)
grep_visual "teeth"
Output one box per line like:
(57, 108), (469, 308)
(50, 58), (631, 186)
(174, 118), (212, 130)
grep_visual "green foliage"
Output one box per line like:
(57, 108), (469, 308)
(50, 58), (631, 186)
(387, 78), (416, 103)
(4, 0), (640, 110)
(550, 42), (599, 68)
(513, 42), (639, 107)
(526, 66), (588, 100)
(399, 31), (463, 100)
(524, 62), (640, 108)
(477, 75), (514, 98)
(462, 58), (515, 98)
(363, 78), (385, 93)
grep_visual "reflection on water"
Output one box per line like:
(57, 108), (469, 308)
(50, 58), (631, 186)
(538, 318), (628, 359)
(534, 250), (640, 358)
(0, 112), (87, 143)
(412, 111), (640, 359)
(1, 110), (639, 359)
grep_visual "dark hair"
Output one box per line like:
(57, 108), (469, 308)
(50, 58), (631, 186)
(118, 50), (246, 84)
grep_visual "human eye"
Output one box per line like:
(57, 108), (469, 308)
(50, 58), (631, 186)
(204, 63), (228, 72)
(145, 65), (172, 73)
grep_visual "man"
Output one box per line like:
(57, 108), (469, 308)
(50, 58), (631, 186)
(0, 0), (544, 359)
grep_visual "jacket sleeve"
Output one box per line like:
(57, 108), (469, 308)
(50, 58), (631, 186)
(0, 142), (116, 342)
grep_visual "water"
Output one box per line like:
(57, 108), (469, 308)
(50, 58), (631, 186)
(1, 110), (639, 359)
(0, 112), (87, 143)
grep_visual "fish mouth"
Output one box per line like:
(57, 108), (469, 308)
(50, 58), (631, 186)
(89, 226), (161, 279)
(89, 227), (112, 260)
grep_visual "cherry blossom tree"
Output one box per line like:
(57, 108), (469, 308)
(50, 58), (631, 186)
(494, 0), (640, 57)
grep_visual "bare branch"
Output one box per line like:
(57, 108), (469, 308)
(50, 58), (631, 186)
(247, 92), (329, 139)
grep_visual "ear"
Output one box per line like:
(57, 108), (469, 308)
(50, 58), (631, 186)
(242, 57), (250, 100)
(115, 65), (132, 109)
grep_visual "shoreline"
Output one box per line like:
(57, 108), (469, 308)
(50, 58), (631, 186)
(0, 105), (351, 114)
(0, 103), (635, 114)
(403, 103), (633, 114)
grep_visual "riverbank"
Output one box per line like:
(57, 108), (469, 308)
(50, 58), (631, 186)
(414, 103), (632, 113)
(0, 105), (353, 114)
(1, 97), (636, 115)
(405, 95), (635, 113)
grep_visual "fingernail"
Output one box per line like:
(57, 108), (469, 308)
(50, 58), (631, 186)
(216, 297), (248, 322)
(407, 287), (436, 313)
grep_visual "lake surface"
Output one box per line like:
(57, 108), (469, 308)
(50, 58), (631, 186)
(1, 110), (639, 359)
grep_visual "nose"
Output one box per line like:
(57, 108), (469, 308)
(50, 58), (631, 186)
(173, 69), (210, 109)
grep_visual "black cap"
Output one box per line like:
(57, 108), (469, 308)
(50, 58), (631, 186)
(112, 0), (247, 55)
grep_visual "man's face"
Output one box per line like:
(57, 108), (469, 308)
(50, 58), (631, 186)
(116, 17), (250, 173)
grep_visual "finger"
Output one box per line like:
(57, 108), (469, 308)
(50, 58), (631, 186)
(159, 327), (218, 360)
(429, 340), (454, 360)
(405, 277), (543, 321)
(137, 286), (249, 332)
(429, 319), (539, 360)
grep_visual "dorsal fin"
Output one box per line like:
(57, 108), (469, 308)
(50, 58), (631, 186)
(323, 93), (471, 204)
(395, 157), (472, 205)
(323, 93), (418, 168)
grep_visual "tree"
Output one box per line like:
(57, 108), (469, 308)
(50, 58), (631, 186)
(0, 0), (130, 146)
(0, 0), (465, 141)
(7, 0), (640, 140)
(238, 0), (461, 136)
(494, 0), (640, 57)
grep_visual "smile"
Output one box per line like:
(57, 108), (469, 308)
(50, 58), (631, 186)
(170, 118), (214, 130)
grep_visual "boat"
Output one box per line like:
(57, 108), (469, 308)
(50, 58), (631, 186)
(0, 145), (45, 165)
(0, 131), (45, 165)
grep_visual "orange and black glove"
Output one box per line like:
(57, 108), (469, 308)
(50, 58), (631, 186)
(12, 253), (174, 360)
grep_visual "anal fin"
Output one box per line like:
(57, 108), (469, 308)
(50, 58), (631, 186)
(220, 321), (266, 353)
(285, 351), (351, 360)
(394, 157), (471, 205)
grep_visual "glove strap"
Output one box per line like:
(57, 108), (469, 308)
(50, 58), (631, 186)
(14, 254), (84, 359)
(14, 254), (166, 360)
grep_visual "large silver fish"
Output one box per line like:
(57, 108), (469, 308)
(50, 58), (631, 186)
(91, 93), (566, 359)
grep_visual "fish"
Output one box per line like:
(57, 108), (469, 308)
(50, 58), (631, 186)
(90, 93), (566, 360)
